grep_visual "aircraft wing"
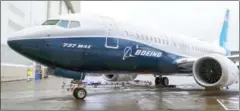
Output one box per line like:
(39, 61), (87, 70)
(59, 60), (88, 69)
(175, 57), (196, 73)
(229, 50), (239, 62)
(230, 50), (239, 55)
(175, 55), (239, 73)
(227, 55), (239, 63)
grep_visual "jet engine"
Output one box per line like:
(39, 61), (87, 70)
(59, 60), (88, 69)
(193, 54), (239, 88)
(46, 67), (86, 80)
(102, 74), (137, 81)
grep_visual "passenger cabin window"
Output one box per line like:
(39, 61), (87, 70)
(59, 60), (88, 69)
(69, 21), (80, 28)
(146, 36), (149, 41)
(162, 39), (165, 44)
(57, 20), (69, 28)
(136, 33), (140, 39)
(154, 37), (157, 42)
(150, 36), (153, 41)
(166, 39), (169, 45)
(141, 34), (144, 40)
(158, 38), (161, 44)
(173, 41), (176, 47)
(180, 44), (183, 48)
(125, 31), (129, 36)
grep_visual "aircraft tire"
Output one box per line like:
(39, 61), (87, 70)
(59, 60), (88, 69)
(162, 77), (169, 86)
(73, 87), (87, 100)
(155, 77), (161, 86)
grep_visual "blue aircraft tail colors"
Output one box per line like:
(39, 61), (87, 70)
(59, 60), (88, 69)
(219, 9), (230, 56)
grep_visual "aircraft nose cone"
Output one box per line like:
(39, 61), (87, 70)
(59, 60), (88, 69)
(7, 39), (21, 51)
(7, 35), (38, 49)
(7, 37), (40, 61)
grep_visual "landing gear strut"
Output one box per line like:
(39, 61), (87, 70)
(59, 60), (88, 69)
(155, 76), (169, 86)
(62, 79), (87, 100)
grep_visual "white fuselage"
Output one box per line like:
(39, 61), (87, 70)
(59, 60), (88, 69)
(102, 17), (227, 58)
(9, 14), (227, 60)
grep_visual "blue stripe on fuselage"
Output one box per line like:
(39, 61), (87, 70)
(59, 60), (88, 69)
(36, 37), (183, 74)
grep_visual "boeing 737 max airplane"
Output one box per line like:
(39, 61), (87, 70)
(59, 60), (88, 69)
(7, 9), (239, 99)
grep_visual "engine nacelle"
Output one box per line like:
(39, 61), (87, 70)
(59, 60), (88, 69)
(193, 54), (239, 88)
(46, 67), (86, 80)
(102, 74), (137, 81)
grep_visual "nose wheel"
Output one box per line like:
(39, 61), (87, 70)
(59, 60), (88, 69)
(73, 87), (87, 100)
(63, 79), (87, 100)
(155, 76), (169, 86)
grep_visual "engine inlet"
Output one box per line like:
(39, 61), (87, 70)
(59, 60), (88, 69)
(197, 58), (222, 84)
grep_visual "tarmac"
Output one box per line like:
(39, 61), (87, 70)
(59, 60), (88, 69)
(1, 75), (239, 110)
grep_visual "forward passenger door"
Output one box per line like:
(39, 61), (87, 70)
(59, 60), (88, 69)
(101, 17), (119, 49)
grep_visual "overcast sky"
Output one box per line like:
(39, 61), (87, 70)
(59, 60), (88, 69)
(81, 1), (239, 51)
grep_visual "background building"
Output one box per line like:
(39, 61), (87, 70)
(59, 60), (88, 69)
(1, 1), (81, 81)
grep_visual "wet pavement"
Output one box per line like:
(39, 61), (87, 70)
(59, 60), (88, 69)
(1, 76), (239, 110)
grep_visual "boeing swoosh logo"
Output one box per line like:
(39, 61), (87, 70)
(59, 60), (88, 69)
(122, 45), (163, 60)
(122, 46), (135, 60)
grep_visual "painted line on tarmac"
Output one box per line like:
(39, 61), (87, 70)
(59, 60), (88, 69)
(1, 90), (58, 95)
(217, 99), (228, 110)
(14, 95), (33, 99)
(5, 89), (66, 94)
(1, 91), (34, 95)
(217, 98), (239, 110)
(1, 90), (65, 100)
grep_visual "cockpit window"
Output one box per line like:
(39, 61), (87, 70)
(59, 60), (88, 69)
(69, 21), (80, 28)
(57, 20), (69, 28)
(41, 19), (79, 28)
(42, 20), (60, 25)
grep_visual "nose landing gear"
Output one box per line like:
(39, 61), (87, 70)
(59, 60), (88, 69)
(73, 87), (87, 100)
(62, 79), (87, 100)
(72, 80), (87, 100)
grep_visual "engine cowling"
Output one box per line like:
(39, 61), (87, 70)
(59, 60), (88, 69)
(193, 54), (239, 88)
(102, 74), (137, 81)
(46, 67), (86, 80)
